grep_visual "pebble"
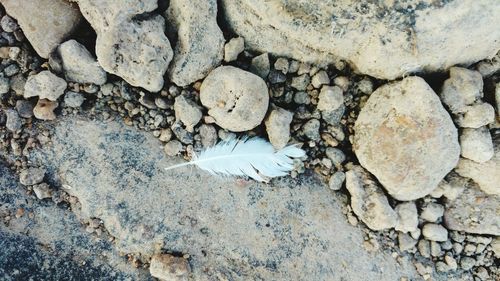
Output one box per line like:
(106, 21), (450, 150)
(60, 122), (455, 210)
(333, 76), (350, 92)
(32, 183), (52, 199)
(155, 97), (170, 109)
(328, 171), (345, 191)
(274, 58), (289, 74)
(264, 106), (293, 149)
(199, 124), (217, 148)
(268, 70), (286, 84)
(460, 127), (494, 163)
(491, 238), (500, 258)
(317, 86), (343, 111)
(422, 223), (448, 242)
(24, 71), (67, 101)
(0, 15), (18, 32)
(33, 99), (58, 120)
(325, 147), (345, 166)
(420, 202), (445, 222)
(445, 255), (458, 270)
(3, 63), (19, 76)
(440, 67), (483, 113)
(58, 39), (107, 85)
(15, 100), (34, 118)
(357, 78), (373, 95)
(311, 70), (329, 88)
(139, 93), (157, 109)
(302, 119), (320, 141)
(158, 129), (173, 143)
(288, 60), (299, 73)
(293, 91), (310, 104)
(149, 254), (190, 281)
(5, 109), (22, 132)
(430, 241), (442, 257)
(460, 256), (476, 271)
(224, 37), (244, 62)
(19, 167), (46, 185)
(394, 202), (418, 233)
(64, 91), (86, 108)
(174, 95), (202, 131)
(291, 74), (310, 90)
(418, 239), (431, 258)
(164, 140), (182, 156)
(464, 243), (477, 256)
(398, 232), (417, 252)
(0, 76), (9, 95)
(456, 102), (495, 128)
(250, 53), (270, 79)
(171, 122), (193, 144)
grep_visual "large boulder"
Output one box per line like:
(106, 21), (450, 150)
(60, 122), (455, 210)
(353, 76), (459, 201)
(220, 0), (500, 80)
(0, 0), (81, 58)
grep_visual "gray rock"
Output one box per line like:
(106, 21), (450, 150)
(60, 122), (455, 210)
(24, 71), (67, 101)
(200, 66), (269, 132)
(5, 109), (21, 132)
(422, 223), (448, 242)
(460, 257), (476, 271)
(328, 171), (345, 191)
(444, 183), (499, 235)
(418, 240), (431, 258)
(394, 202), (418, 233)
(456, 102), (495, 128)
(476, 52), (500, 77)
(398, 232), (417, 252)
(353, 76), (459, 201)
(265, 106), (293, 149)
(58, 40), (106, 85)
(150, 254), (190, 281)
(174, 95), (202, 131)
(29, 117), (419, 280)
(455, 137), (499, 196)
(3, 64), (19, 77)
(274, 58), (289, 74)
(291, 74), (310, 91)
(302, 119), (320, 141)
(250, 53), (270, 79)
(164, 140), (182, 156)
(15, 100), (34, 118)
(325, 147), (345, 166)
(420, 202), (444, 223)
(10, 74), (25, 96)
(440, 67), (483, 114)
(0, 76), (9, 95)
(0, 0), (81, 58)
(321, 104), (345, 125)
(311, 70), (329, 89)
(19, 167), (45, 185)
(64, 91), (86, 108)
(165, 0), (224, 87)
(199, 124), (217, 148)
(0, 15), (18, 32)
(224, 37), (244, 62)
(220, 0), (500, 80)
(317, 85), (343, 111)
(460, 127), (494, 163)
(293, 91), (310, 105)
(345, 166), (398, 231)
(32, 183), (52, 200)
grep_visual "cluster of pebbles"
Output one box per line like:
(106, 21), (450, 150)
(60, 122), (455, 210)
(0, 3), (499, 281)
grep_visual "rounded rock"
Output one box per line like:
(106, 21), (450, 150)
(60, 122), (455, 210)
(422, 223), (448, 242)
(200, 66), (269, 132)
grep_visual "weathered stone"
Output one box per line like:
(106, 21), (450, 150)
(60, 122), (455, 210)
(19, 167), (45, 185)
(265, 106), (293, 149)
(199, 124), (217, 148)
(317, 86), (343, 112)
(5, 109), (21, 132)
(420, 202), (444, 223)
(59, 40), (107, 85)
(24, 71), (67, 101)
(165, 0), (224, 86)
(150, 254), (190, 281)
(220, 0), (500, 80)
(440, 67), (483, 114)
(250, 53), (270, 79)
(200, 66), (269, 132)
(422, 224), (448, 242)
(394, 202), (418, 233)
(353, 76), (459, 201)
(224, 37), (244, 62)
(174, 95), (202, 131)
(0, 0), (81, 58)
(345, 166), (398, 231)
(33, 99), (58, 121)
(455, 102), (495, 128)
(460, 127), (494, 163)
(64, 91), (86, 108)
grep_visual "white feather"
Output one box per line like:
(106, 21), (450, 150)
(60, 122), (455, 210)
(164, 136), (305, 182)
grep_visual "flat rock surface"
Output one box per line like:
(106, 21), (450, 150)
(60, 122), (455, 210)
(28, 117), (419, 280)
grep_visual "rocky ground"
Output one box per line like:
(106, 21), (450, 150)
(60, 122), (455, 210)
(0, 1), (499, 281)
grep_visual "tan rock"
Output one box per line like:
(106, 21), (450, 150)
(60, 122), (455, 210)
(265, 106), (293, 149)
(33, 99), (58, 121)
(150, 254), (190, 281)
(24, 71), (67, 101)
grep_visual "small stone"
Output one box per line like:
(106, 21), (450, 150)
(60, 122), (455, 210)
(155, 97), (169, 109)
(19, 167), (46, 185)
(174, 95), (202, 131)
(199, 124), (217, 148)
(430, 241), (442, 257)
(293, 91), (310, 105)
(164, 140), (182, 156)
(268, 70), (286, 84)
(5, 109), (22, 132)
(328, 171), (345, 191)
(464, 243), (477, 256)
(15, 100), (34, 118)
(418, 239), (431, 258)
(321, 105), (345, 125)
(265, 106), (293, 149)
(491, 238), (500, 258)
(149, 254), (190, 281)
(3, 64), (19, 76)
(302, 119), (320, 141)
(139, 93), (157, 109)
(345, 166), (398, 231)
(334, 76), (350, 92)
(291, 74), (310, 91)
(422, 223), (448, 242)
(460, 257), (476, 271)
(59, 39), (107, 85)
(441, 67), (483, 113)
(460, 127), (494, 163)
(456, 102), (495, 128)
(311, 70), (329, 89)
(474, 267), (490, 280)
(476, 54), (500, 77)
(33, 99), (58, 121)
(200, 66), (269, 132)
(317, 86), (343, 111)
(431, 173), (466, 200)
(394, 202), (418, 233)
(0, 76), (10, 95)
(420, 202), (444, 223)
(32, 183), (52, 199)
(171, 122), (193, 144)
(445, 255), (458, 270)
(357, 78), (373, 95)
(1, 15), (18, 32)
(398, 232), (417, 252)
(250, 53), (270, 79)
(224, 37), (244, 62)
(435, 262), (449, 273)
(158, 129), (173, 142)
(24, 71), (67, 101)
(325, 148), (345, 166)
(274, 58), (289, 74)
(64, 91), (86, 108)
